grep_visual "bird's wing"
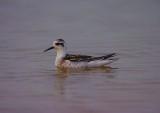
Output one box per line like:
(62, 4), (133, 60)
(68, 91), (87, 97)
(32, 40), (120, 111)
(64, 53), (116, 62)
(64, 54), (93, 62)
(91, 53), (116, 61)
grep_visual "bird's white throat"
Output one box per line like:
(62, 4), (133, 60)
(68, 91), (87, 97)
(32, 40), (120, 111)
(55, 48), (67, 66)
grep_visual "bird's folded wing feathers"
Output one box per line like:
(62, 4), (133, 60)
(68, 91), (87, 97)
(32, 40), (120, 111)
(64, 53), (116, 62)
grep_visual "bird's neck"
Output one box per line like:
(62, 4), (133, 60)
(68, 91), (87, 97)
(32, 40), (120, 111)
(55, 48), (67, 66)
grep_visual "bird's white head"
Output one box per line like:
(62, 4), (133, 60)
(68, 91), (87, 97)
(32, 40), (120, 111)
(44, 39), (67, 66)
(44, 39), (67, 52)
(53, 39), (67, 51)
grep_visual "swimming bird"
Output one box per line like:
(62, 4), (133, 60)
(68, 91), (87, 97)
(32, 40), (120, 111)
(44, 39), (118, 68)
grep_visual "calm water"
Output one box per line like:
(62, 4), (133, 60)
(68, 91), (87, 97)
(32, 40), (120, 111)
(0, 0), (160, 113)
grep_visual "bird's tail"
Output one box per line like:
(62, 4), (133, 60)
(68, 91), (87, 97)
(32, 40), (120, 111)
(87, 53), (118, 67)
(93, 53), (117, 61)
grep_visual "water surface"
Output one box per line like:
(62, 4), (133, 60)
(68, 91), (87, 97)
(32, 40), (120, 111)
(0, 0), (160, 113)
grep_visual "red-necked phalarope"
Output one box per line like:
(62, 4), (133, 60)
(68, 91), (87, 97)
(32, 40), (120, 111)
(44, 39), (118, 68)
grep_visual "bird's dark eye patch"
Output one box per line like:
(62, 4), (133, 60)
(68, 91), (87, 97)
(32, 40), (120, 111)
(55, 43), (61, 45)
(55, 43), (64, 46)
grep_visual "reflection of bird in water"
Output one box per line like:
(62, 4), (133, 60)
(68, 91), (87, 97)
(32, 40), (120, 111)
(44, 39), (118, 68)
(53, 67), (117, 100)
(55, 66), (117, 77)
(53, 72), (66, 101)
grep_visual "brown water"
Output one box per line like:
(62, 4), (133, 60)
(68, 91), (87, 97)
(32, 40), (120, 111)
(0, 0), (160, 113)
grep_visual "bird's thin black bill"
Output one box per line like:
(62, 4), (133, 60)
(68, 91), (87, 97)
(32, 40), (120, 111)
(44, 47), (54, 52)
